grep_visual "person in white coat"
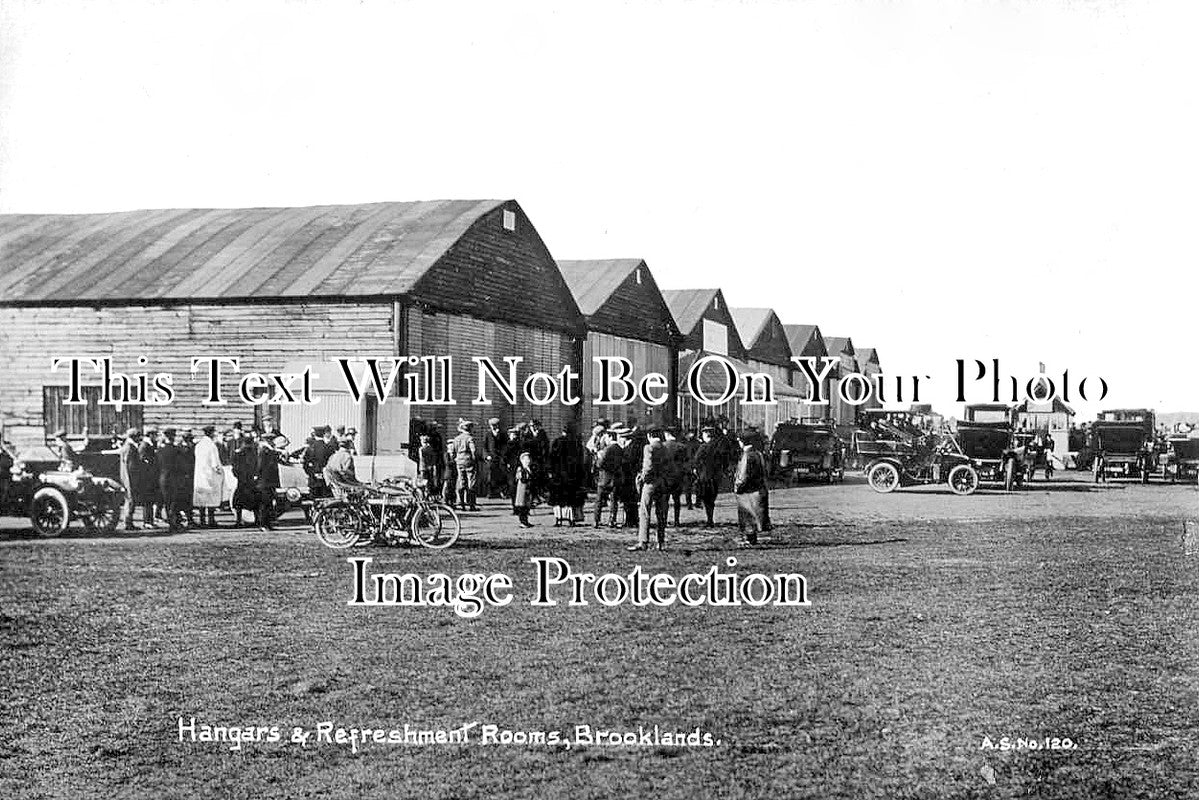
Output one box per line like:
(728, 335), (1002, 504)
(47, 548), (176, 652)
(193, 425), (225, 528)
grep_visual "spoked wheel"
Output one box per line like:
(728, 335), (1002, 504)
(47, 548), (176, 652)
(312, 503), (366, 550)
(867, 462), (900, 494)
(948, 464), (980, 496)
(412, 503), (461, 549)
(85, 497), (122, 534)
(30, 487), (70, 536)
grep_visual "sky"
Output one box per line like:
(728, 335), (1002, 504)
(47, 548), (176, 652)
(1, 0), (1196, 419)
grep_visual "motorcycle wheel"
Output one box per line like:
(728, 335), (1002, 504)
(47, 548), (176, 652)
(948, 464), (979, 496)
(412, 503), (461, 549)
(30, 487), (71, 537)
(312, 503), (365, 550)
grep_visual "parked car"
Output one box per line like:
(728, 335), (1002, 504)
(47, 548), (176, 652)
(1092, 409), (1156, 480)
(957, 422), (1026, 490)
(865, 433), (980, 496)
(768, 422), (844, 484)
(2, 441), (126, 536)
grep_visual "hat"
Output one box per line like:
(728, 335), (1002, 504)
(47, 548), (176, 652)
(335, 425), (346, 435)
(125, 427), (141, 438)
(596, 417), (611, 428)
(231, 421), (243, 430)
(162, 427), (177, 438)
(458, 418), (474, 431)
(346, 427), (358, 436)
(203, 425), (217, 436)
(312, 425), (324, 434)
(608, 423), (630, 438)
(488, 417), (501, 425)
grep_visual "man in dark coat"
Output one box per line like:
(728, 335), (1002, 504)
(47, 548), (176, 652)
(157, 429), (185, 532)
(137, 426), (161, 527)
(256, 434), (283, 530)
(230, 429), (259, 526)
(482, 417), (510, 499)
(302, 425), (334, 500)
(661, 428), (688, 526)
(180, 431), (197, 527)
(593, 427), (623, 527)
(692, 426), (722, 528)
(733, 436), (767, 545)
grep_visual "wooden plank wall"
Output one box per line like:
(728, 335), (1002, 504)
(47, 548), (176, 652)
(0, 301), (395, 451)
(582, 332), (675, 429)
(404, 307), (580, 436)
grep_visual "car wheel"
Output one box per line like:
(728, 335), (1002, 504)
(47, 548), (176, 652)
(85, 496), (121, 534)
(867, 462), (900, 494)
(30, 487), (70, 536)
(948, 464), (979, 496)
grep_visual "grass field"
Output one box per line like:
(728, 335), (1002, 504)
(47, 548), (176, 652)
(2, 480), (1197, 798)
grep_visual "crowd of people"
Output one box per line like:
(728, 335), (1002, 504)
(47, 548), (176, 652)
(411, 415), (773, 550)
(87, 419), (361, 533)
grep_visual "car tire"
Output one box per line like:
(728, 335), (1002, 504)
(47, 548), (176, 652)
(30, 487), (70, 536)
(867, 462), (900, 494)
(948, 464), (979, 496)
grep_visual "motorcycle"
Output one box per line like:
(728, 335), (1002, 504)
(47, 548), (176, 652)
(311, 475), (460, 550)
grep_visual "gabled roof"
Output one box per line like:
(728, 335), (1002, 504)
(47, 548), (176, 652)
(557, 259), (644, 316)
(823, 336), (855, 357)
(730, 308), (772, 347)
(783, 324), (827, 358)
(1015, 397), (1076, 417)
(661, 289), (721, 336)
(730, 307), (792, 369)
(857, 347), (880, 370)
(556, 258), (679, 346)
(661, 288), (747, 359)
(0, 199), (508, 303)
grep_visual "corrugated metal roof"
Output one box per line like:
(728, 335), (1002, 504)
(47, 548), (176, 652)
(824, 336), (854, 357)
(0, 199), (505, 304)
(729, 307), (772, 348)
(661, 288), (720, 335)
(783, 324), (824, 356)
(556, 259), (644, 316)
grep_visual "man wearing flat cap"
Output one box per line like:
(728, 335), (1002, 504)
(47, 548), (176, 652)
(49, 429), (78, 471)
(449, 419), (480, 511)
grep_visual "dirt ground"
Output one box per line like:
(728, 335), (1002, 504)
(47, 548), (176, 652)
(2, 472), (1197, 798)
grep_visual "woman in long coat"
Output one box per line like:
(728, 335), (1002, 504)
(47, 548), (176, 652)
(230, 431), (259, 527)
(547, 424), (588, 526)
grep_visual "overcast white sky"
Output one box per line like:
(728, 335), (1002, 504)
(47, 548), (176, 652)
(1, 0), (1195, 419)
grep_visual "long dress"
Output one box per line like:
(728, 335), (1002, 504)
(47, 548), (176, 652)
(192, 435), (225, 508)
(548, 435), (587, 523)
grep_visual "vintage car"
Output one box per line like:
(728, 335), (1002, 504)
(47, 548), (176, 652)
(1158, 437), (1199, 484)
(768, 422), (844, 484)
(1, 441), (127, 536)
(1092, 409), (1155, 480)
(865, 432), (980, 496)
(957, 422), (1026, 490)
(851, 411), (924, 470)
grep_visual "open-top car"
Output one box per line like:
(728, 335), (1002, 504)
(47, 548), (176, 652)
(768, 422), (844, 484)
(957, 421), (1026, 490)
(2, 441), (127, 536)
(1160, 437), (1199, 484)
(865, 431), (980, 496)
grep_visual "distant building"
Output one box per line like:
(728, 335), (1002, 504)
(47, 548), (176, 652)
(557, 259), (681, 429)
(1015, 397), (1075, 453)
(730, 307), (802, 435)
(0, 200), (586, 475)
(783, 323), (831, 422)
(822, 336), (860, 433)
(662, 288), (754, 431)
(855, 347), (882, 411)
